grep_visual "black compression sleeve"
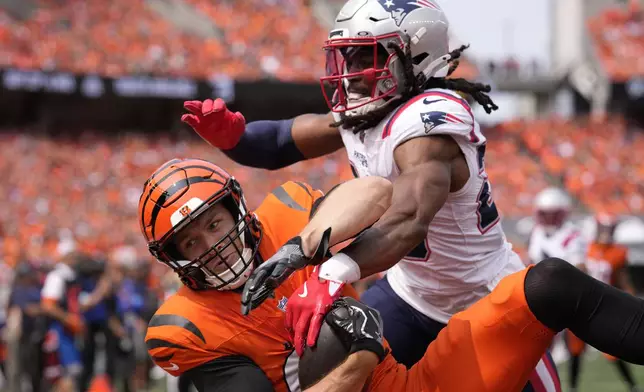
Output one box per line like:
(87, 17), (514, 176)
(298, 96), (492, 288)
(184, 355), (274, 392)
(222, 119), (305, 170)
(525, 258), (644, 364)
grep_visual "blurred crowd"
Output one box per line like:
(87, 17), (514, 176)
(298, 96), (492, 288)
(511, 116), (644, 215)
(0, 130), (352, 269)
(0, 0), (327, 81)
(589, 0), (644, 81)
(0, 0), (479, 82)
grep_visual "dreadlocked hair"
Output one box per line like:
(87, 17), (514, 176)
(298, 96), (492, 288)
(331, 42), (498, 133)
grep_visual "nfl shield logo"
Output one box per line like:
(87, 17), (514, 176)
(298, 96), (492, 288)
(277, 296), (288, 312)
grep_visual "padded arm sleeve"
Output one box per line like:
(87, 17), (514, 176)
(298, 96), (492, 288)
(222, 119), (305, 170)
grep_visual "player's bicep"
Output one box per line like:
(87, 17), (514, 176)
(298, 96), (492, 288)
(184, 355), (274, 392)
(390, 135), (458, 226)
(291, 113), (343, 159)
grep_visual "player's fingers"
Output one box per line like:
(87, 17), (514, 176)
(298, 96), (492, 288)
(201, 99), (214, 115)
(180, 114), (199, 128)
(270, 263), (291, 283)
(212, 98), (227, 113)
(183, 101), (202, 116)
(240, 276), (260, 315)
(285, 305), (294, 334)
(232, 111), (246, 126)
(307, 313), (325, 348)
(248, 267), (270, 292)
(294, 314), (311, 357)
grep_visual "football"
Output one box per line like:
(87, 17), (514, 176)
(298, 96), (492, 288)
(298, 307), (351, 389)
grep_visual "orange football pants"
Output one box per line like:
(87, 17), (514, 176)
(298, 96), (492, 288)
(368, 267), (556, 392)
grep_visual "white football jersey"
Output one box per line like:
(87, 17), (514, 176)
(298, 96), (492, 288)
(338, 88), (523, 323)
(528, 221), (587, 267)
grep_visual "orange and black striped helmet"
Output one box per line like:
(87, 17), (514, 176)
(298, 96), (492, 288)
(138, 158), (261, 290)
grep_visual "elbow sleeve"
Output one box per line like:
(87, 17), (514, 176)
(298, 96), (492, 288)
(222, 119), (304, 170)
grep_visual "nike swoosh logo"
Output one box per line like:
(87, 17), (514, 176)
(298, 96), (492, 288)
(163, 362), (179, 371)
(423, 98), (446, 105)
(298, 282), (308, 298)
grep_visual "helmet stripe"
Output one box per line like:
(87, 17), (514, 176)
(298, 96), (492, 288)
(149, 176), (225, 239)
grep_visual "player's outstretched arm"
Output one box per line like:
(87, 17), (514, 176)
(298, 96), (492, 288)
(241, 177), (393, 315)
(284, 136), (459, 354)
(321, 135), (459, 279)
(181, 99), (342, 170)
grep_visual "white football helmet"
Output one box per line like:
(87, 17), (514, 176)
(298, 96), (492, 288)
(321, 0), (451, 116)
(534, 187), (572, 233)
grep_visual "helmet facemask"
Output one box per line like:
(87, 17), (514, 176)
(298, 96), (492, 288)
(321, 34), (403, 116)
(149, 180), (261, 291)
(324, 35), (426, 132)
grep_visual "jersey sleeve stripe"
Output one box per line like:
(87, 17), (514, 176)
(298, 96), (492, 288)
(294, 181), (313, 197)
(146, 338), (190, 351)
(270, 185), (307, 211)
(149, 314), (206, 344)
(424, 91), (474, 121)
(151, 353), (175, 362)
(381, 92), (437, 139)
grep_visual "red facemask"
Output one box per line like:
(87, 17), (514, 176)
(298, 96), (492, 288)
(320, 34), (402, 113)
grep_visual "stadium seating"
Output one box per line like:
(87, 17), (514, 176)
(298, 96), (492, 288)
(588, 1), (644, 81)
(518, 116), (644, 215)
(0, 1), (479, 81)
(0, 131), (352, 267)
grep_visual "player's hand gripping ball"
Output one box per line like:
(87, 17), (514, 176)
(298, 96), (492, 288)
(298, 297), (387, 388)
(240, 228), (332, 316)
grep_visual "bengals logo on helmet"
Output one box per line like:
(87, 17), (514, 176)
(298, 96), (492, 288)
(179, 205), (192, 218)
(138, 158), (233, 246)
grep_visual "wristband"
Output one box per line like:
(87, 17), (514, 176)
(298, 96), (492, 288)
(318, 253), (361, 283)
(350, 339), (388, 363)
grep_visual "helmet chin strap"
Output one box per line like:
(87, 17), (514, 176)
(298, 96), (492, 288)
(206, 247), (254, 290)
(346, 92), (386, 117)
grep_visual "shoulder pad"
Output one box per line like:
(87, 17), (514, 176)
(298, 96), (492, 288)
(145, 296), (230, 375)
(382, 89), (475, 148)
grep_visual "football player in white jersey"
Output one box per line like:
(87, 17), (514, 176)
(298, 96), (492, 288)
(528, 187), (587, 268)
(181, 0), (560, 389)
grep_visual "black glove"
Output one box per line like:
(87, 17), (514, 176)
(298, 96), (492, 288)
(240, 228), (332, 316)
(326, 297), (387, 363)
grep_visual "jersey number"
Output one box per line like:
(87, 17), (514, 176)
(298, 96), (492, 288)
(476, 145), (500, 233)
(405, 239), (431, 262)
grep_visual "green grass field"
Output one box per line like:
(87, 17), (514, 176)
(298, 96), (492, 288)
(556, 351), (644, 392)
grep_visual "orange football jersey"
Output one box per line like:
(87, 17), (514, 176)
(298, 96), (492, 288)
(585, 242), (628, 285)
(145, 181), (358, 392)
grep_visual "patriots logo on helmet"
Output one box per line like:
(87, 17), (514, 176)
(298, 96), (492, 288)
(420, 111), (456, 133)
(378, 0), (439, 26)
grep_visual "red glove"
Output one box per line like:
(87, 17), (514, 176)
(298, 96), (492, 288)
(181, 98), (246, 150)
(285, 266), (345, 356)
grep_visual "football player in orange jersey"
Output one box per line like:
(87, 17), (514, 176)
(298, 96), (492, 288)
(140, 158), (644, 392)
(565, 214), (640, 392)
(140, 158), (393, 392)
